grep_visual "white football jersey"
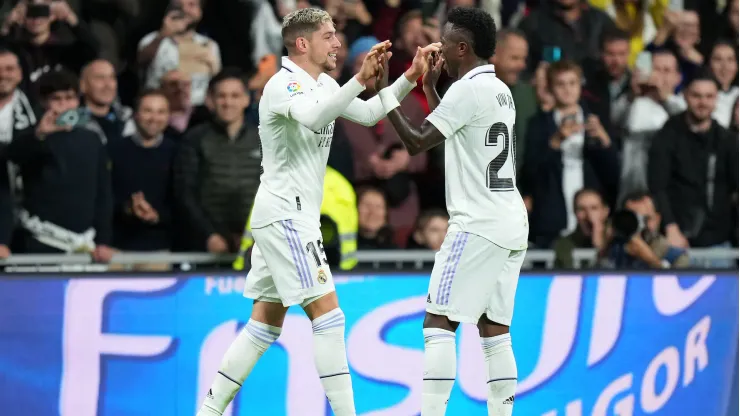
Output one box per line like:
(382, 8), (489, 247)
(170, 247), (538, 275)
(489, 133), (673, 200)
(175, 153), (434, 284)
(251, 57), (416, 229)
(426, 64), (529, 250)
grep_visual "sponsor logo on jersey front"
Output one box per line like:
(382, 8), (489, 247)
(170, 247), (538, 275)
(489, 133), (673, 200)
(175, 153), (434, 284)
(315, 122), (334, 147)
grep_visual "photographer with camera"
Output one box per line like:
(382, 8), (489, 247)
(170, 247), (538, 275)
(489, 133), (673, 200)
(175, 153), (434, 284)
(598, 191), (689, 269)
(0, 0), (99, 89)
(6, 69), (113, 261)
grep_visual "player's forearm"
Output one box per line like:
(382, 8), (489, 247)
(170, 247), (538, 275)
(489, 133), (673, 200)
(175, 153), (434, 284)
(290, 76), (366, 131)
(343, 75), (417, 126)
(423, 85), (441, 112)
(379, 89), (426, 155)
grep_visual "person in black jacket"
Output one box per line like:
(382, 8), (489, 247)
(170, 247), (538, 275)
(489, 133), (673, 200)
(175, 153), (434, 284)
(6, 70), (113, 261)
(109, 89), (176, 252)
(648, 74), (739, 250)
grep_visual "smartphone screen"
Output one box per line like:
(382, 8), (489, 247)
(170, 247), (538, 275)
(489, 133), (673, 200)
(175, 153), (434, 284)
(634, 51), (652, 83)
(543, 46), (562, 64)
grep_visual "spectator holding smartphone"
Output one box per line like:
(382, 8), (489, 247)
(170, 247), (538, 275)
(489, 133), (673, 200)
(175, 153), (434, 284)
(6, 70), (113, 261)
(520, 60), (619, 248)
(138, 0), (221, 106)
(0, 0), (99, 90)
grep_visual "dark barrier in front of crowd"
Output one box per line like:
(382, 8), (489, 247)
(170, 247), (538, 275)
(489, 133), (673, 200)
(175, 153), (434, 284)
(0, 271), (737, 415)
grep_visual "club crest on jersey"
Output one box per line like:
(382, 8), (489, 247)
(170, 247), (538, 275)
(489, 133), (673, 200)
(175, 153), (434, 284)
(317, 269), (327, 284)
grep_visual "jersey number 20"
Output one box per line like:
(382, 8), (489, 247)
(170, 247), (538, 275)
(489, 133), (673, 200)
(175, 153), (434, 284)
(485, 122), (516, 192)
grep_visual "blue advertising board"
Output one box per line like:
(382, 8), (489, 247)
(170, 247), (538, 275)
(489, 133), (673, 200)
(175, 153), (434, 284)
(0, 272), (737, 416)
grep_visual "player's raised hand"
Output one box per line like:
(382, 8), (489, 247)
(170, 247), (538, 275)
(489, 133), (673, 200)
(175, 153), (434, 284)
(375, 51), (390, 92)
(422, 51), (444, 90)
(408, 42), (441, 80)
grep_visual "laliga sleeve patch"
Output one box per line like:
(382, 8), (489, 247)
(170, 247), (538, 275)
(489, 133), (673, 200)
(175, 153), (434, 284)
(287, 81), (303, 97)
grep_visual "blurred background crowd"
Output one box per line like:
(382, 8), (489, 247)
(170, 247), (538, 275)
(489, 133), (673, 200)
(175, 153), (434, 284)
(0, 0), (736, 270)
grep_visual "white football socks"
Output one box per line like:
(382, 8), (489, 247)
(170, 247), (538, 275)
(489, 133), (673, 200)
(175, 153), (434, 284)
(312, 308), (356, 416)
(482, 333), (517, 416)
(421, 328), (457, 416)
(197, 319), (281, 415)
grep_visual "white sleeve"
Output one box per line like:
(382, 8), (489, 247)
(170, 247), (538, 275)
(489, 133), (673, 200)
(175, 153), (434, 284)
(138, 32), (158, 51)
(425, 81), (477, 139)
(341, 74), (417, 127)
(268, 76), (366, 132)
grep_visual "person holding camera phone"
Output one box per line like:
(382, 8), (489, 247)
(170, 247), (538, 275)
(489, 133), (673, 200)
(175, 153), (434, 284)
(138, 0), (221, 106)
(520, 60), (619, 249)
(5, 70), (114, 262)
(0, 0), (99, 90)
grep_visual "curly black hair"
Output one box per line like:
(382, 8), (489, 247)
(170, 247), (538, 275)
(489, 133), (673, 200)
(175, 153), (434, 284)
(446, 7), (497, 60)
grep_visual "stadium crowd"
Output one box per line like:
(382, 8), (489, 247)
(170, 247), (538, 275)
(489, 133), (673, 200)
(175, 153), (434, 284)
(0, 0), (736, 269)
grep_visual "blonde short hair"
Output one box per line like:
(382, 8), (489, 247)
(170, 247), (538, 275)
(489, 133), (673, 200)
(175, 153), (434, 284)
(281, 8), (334, 50)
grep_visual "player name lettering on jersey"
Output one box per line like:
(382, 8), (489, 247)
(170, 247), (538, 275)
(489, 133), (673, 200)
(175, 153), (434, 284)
(496, 93), (515, 110)
(315, 122), (334, 148)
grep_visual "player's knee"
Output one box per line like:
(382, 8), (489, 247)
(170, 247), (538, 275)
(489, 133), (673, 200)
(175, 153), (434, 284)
(423, 312), (459, 332)
(303, 291), (339, 320)
(477, 315), (509, 338)
(311, 307), (345, 335)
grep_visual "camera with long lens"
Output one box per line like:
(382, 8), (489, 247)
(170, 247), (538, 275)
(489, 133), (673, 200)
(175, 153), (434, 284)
(609, 209), (646, 244)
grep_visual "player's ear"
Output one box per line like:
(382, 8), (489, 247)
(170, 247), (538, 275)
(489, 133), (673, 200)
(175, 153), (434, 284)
(296, 36), (309, 53)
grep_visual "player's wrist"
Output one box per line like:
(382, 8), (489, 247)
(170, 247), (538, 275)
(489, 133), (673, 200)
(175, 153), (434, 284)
(379, 88), (400, 112)
(353, 74), (368, 87)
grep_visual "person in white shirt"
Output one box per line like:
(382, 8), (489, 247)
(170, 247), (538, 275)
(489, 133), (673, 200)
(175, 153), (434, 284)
(708, 40), (739, 129)
(197, 8), (438, 416)
(138, 0), (221, 106)
(376, 7), (526, 416)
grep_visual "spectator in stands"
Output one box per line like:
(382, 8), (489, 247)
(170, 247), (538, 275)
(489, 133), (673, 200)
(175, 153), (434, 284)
(492, 29), (537, 175)
(707, 41), (739, 129)
(648, 9), (703, 84)
(138, 0), (221, 106)
(388, 10), (440, 114)
(620, 190), (689, 267)
(341, 36), (427, 243)
(174, 69), (259, 253)
(80, 59), (133, 144)
(109, 89), (176, 252)
(0, 47), (35, 258)
(518, 0), (616, 72)
(648, 74), (739, 250)
(0, 0), (99, 87)
(732, 97), (739, 134)
(357, 187), (396, 250)
(582, 29), (633, 147)
(621, 50), (684, 201)
(160, 68), (194, 135)
(591, 0), (663, 66)
(7, 70), (113, 261)
(554, 188), (609, 268)
(406, 209), (449, 251)
(521, 60), (620, 248)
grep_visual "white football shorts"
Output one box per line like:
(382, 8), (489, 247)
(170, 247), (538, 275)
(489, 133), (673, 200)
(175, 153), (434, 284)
(426, 231), (526, 326)
(243, 219), (335, 307)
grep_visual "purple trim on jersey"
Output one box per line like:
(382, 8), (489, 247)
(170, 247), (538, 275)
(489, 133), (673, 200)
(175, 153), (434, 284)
(281, 220), (308, 289)
(469, 70), (496, 79)
(441, 232), (469, 305)
(281, 66), (293, 73)
(437, 233), (463, 304)
(287, 220), (314, 288)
